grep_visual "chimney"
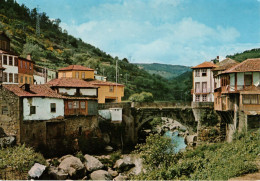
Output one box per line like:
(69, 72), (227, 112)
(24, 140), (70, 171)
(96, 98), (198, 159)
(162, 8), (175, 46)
(24, 84), (30, 92)
(216, 56), (219, 60)
(27, 54), (31, 60)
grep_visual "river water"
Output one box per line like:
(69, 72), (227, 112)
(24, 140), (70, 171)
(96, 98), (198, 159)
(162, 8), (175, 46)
(164, 131), (187, 153)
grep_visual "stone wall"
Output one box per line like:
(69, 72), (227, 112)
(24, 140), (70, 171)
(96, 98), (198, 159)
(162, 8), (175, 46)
(0, 86), (22, 143)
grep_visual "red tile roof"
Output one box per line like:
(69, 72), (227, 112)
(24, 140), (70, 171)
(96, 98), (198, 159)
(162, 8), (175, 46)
(223, 58), (260, 73)
(47, 78), (98, 88)
(88, 80), (124, 87)
(214, 58), (239, 71)
(3, 84), (64, 98)
(192, 61), (218, 69)
(58, 65), (94, 71)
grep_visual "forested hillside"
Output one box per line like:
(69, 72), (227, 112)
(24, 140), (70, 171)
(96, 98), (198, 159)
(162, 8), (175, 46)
(0, 0), (191, 101)
(227, 48), (260, 62)
(135, 63), (191, 79)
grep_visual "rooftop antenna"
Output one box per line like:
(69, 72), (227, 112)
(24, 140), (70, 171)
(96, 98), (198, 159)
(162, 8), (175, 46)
(36, 5), (41, 37)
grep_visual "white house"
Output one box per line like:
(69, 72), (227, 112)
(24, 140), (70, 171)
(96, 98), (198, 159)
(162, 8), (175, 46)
(191, 61), (217, 102)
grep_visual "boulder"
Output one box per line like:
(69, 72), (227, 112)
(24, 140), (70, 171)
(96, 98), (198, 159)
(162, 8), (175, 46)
(84, 154), (104, 172)
(114, 173), (128, 181)
(48, 166), (68, 180)
(58, 156), (85, 179)
(58, 155), (73, 163)
(28, 163), (46, 179)
(105, 145), (113, 152)
(108, 167), (118, 177)
(90, 170), (112, 180)
(114, 155), (135, 172)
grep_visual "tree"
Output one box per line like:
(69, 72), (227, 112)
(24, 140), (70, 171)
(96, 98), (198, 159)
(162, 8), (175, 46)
(129, 92), (154, 102)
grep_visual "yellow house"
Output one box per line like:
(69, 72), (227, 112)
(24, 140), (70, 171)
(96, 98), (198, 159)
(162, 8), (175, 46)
(89, 80), (124, 103)
(58, 65), (94, 80)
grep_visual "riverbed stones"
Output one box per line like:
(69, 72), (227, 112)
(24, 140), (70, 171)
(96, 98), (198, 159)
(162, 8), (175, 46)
(90, 170), (112, 180)
(58, 156), (85, 178)
(48, 166), (68, 180)
(114, 173), (128, 181)
(84, 154), (104, 172)
(114, 155), (135, 172)
(108, 167), (119, 177)
(105, 145), (113, 152)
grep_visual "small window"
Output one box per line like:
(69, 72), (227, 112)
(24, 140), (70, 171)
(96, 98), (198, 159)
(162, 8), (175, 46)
(73, 101), (79, 109)
(202, 69), (207, 76)
(80, 101), (86, 109)
(195, 70), (200, 77)
(3, 72), (7, 82)
(25, 76), (28, 84)
(14, 74), (18, 83)
(9, 56), (13, 66)
(14, 57), (18, 66)
(202, 95), (207, 102)
(195, 95), (200, 102)
(3, 55), (7, 65)
(29, 77), (32, 84)
(24, 62), (27, 69)
(75, 72), (79, 78)
(50, 103), (56, 113)
(20, 60), (23, 68)
(82, 72), (85, 79)
(20, 76), (23, 83)
(68, 102), (73, 109)
(30, 106), (36, 114)
(2, 106), (8, 115)
(9, 73), (13, 82)
(63, 72), (66, 77)
(78, 126), (82, 136)
(109, 86), (114, 92)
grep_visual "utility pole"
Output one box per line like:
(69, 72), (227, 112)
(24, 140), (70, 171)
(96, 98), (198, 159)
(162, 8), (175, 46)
(116, 59), (118, 103)
(36, 5), (41, 37)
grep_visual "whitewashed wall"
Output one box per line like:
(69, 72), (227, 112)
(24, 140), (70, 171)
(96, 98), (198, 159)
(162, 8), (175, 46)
(59, 88), (76, 95)
(109, 108), (122, 122)
(33, 75), (45, 84)
(23, 97), (64, 120)
(80, 88), (97, 96)
(2, 54), (18, 84)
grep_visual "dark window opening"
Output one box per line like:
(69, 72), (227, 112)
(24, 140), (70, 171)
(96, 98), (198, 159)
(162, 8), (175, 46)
(51, 103), (56, 113)
(78, 126), (82, 136)
(30, 106), (36, 114)
(9, 56), (12, 66)
(3, 56), (7, 65)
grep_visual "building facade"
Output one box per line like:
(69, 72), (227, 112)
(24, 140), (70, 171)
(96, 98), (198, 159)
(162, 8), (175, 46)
(58, 65), (94, 80)
(18, 56), (34, 84)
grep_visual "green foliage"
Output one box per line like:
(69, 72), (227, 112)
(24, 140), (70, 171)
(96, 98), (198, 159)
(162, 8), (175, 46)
(0, 144), (45, 172)
(200, 109), (219, 126)
(99, 150), (121, 168)
(227, 48), (260, 62)
(133, 131), (260, 180)
(129, 92), (154, 102)
(75, 151), (85, 163)
(149, 117), (163, 127)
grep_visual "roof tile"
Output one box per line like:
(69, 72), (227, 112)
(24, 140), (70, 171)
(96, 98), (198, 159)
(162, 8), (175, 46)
(47, 78), (98, 88)
(58, 65), (94, 71)
(192, 61), (218, 69)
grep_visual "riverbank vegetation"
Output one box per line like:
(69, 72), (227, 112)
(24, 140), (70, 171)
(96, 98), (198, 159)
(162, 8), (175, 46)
(133, 131), (260, 180)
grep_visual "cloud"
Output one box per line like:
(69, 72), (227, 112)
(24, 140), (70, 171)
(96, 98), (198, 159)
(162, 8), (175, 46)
(60, 1), (257, 66)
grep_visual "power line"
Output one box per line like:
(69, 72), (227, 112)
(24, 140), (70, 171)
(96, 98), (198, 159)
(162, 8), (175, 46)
(36, 5), (41, 37)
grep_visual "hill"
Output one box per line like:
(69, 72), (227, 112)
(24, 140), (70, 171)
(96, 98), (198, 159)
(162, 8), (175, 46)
(226, 48), (260, 62)
(0, 0), (190, 101)
(135, 63), (191, 79)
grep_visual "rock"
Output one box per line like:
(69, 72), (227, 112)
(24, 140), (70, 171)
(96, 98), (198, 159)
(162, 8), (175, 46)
(114, 155), (135, 172)
(105, 145), (113, 152)
(185, 134), (197, 146)
(114, 173), (128, 181)
(108, 167), (118, 177)
(28, 163), (46, 179)
(90, 170), (112, 180)
(84, 154), (104, 172)
(58, 155), (73, 163)
(103, 133), (110, 144)
(48, 166), (68, 180)
(127, 155), (144, 176)
(82, 176), (88, 180)
(58, 156), (85, 179)
(0, 136), (15, 147)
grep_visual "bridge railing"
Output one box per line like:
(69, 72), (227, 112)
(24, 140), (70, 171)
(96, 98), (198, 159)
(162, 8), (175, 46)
(132, 101), (191, 108)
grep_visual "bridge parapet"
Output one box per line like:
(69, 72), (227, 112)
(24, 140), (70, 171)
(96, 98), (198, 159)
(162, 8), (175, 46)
(132, 101), (191, 109)
(192, 102), (214, 109)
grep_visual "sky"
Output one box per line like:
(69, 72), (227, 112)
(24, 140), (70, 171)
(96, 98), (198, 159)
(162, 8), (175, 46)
(16, 0), (260, 66)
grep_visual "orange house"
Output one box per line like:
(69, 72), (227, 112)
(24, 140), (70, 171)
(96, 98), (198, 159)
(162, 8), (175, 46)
(18, 56), (34, 84)
(89, 80), (124, 103)
(58, 65), (94, 80)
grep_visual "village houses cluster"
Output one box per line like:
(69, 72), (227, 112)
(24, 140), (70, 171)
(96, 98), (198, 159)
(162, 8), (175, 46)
(192, 56), (260, 132)
(0, 31), (124, 148)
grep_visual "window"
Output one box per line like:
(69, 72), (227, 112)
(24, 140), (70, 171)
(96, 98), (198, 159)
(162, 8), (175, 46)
(109, 86), (114, 92)
(202, 95), (207, 102)
(20, 76), (23, 83)
(20, 60), (23, 68)
(81, 72), (85, 79)
(195, 82), (200, 93)
(78, 126), (82, 136)
(195, 95), (200, 102)
(202, 82), (207, 93)
(14, 57), (18, 66)
(195, 70), (200, 77)
(80, 101), (86, 109)
(24, 62), (27, 69)
(14, 74), (18, 83)
(29, 77), (32, 84)
(68, 102), (73, 109)
(244, 73), (252, 86)
(2, 106), (8, 115)
(3, 55), (7, 65)
(75, 72), (79, 78)
(243, 94), (260, 105)
(63, 72), (66, 77)
(25, 76), (28, 84)
(9, 56), (13, 66)
(50, 103), (56, 113)
(29, 63), (32, 69)
(202, 69), (207, 76)
(73, 101), (79, 109)
(30, 106), (36, 114)
(3, 72), (7, 82)
(9, 73), (13, 82)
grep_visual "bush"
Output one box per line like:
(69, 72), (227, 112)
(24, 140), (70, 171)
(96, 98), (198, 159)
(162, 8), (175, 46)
(129, 92), (154, 102)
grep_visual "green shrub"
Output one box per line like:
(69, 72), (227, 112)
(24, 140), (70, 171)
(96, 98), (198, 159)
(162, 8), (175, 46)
(129, 92), (154, 102)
